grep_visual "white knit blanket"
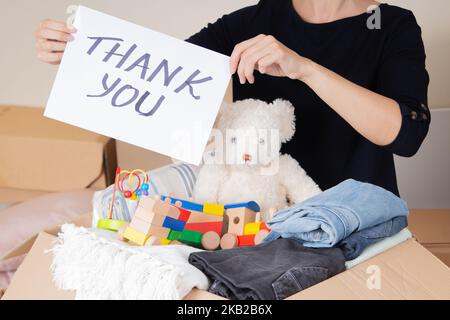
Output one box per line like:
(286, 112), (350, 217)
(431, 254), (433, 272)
(50, 224), (209, 300)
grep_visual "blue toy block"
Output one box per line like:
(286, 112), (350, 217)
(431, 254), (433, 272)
(162, 216), (186, 231)
(161, 195), (204, 212)
(224, 201), (261, 212)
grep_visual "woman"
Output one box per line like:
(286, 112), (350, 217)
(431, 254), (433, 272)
(35, 0), (430, 196)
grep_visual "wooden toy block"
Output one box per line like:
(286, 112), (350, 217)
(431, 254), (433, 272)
(259, 222), (270, 232)
(117, 223), (129, 241)
(254, 229), (270, 245)
(144, 236), (160, 246)
(152, 200), (180, 219)
(225, 207), (257, 236)
(224, 201), (261, 212)
(168, 229), (181, 241)
(133, 197), (157, 221)
(162, 216), (186, 231)
(131, 213), (166, 230)
(129, 216), (152, 234)
(134, 204), (154, 222)
(139, 196), (158, 210)
(170, 240), (182, 245)
(244, 222), (262, 235)
(237, 234), (255, 247)
(147, 224), (171, 239)
(123, 226), (149, 245)
(201, 231), (221, 250)
(177, 208), (191, 222)
(187, 210), (223, 223)
(220, 233), (238, 250)
(160, 238), (172, 245)
(203, 203), (225, 216)
(184, 221), (223, 235)
(179, 229), (203, 248)
(161, 195), (203, 212)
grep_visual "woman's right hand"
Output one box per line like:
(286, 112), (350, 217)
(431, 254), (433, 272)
(35, 19), (75, 65)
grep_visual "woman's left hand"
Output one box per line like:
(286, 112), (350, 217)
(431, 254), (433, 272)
(230, 34), (313, 84)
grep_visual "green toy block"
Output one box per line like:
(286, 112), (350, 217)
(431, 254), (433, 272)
(168, 229), (181, 241)
(179, 229), (203, 248)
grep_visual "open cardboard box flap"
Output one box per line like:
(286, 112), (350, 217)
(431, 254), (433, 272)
(409, 209), (450, 267)
(3, 213), (450, 300)
(0, 106), (117, 191)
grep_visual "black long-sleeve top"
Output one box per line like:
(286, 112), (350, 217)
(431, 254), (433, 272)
(186, 0), (430, 196)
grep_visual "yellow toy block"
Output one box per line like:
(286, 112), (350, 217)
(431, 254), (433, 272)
(123, 226), (149, 245)
(244, 222), (262, 235)
(160, 238), (172, 245)
(203, 203), (224, 216)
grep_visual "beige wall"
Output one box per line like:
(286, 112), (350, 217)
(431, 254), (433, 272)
(1, 0), (448, 169)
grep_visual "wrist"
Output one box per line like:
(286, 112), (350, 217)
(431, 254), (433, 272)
(297, 58), (318, 83)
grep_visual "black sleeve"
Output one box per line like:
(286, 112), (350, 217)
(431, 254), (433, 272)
(185, 5), (258, 56)
(378, 11), (430, 157)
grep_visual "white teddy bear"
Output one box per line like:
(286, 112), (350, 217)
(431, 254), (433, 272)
(193, 98), (321, 218)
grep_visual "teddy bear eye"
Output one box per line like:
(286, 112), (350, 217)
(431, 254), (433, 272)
(230, 137), (237, 144)
(259, 138), (265, 145)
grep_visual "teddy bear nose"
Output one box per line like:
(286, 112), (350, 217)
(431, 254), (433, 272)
(243, 154), (252, 162)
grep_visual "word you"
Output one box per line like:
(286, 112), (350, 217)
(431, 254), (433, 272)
(85, 36), (213, 116)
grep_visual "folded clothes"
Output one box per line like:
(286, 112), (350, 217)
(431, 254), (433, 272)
(265, 179), (409, 248)
(189, 238), (345, 300)
(345, 228), (412, 269)
(338, 216), (408, 260)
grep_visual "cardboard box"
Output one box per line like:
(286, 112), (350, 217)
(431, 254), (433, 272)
(2, 213), (450, 300)
(409, 209), (450, 267)
(0, 105), (117, 192)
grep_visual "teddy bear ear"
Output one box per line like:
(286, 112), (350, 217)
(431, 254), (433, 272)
(270, 99), (296, 142)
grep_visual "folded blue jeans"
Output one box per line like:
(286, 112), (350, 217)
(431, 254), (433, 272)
(189, 238), (345, 300)
(265, 179), (409, 248)
(338, 216), (408, 260)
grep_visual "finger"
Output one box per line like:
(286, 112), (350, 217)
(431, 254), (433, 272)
(230, 34), (265, 74)
(239, 48), (272, 84)
(37, 51), (64, 64)
(40, 19), (75, 33)
(37, 40), (67, 52)
(240, 40), (276, 84)
(256, 52), (282, 74)
(38, 28), (73, 42)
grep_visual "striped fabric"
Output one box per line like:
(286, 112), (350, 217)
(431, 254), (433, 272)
(92, 162), (200, 227)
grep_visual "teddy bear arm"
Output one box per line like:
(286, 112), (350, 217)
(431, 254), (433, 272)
(279, 155), (322, 204)
(192, 165), (226, 203)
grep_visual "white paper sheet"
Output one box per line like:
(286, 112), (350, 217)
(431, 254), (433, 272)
(44, 6), (231, 165)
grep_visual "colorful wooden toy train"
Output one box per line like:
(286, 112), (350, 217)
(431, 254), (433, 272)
(116, 195), (271, 250)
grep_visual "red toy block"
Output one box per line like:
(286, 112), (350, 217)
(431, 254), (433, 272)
(184, 221), (223, 235)
(259, 222), (271, 232)
(178, 208), (191, 222)
(237, 234), (255, 247)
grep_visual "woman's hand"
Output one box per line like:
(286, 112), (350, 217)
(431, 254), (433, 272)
(35, 19), (75, 65)
(230, 34), (313, 84)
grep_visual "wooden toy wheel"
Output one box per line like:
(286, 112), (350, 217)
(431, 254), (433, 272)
(201, 231), (221, 250)
(117, 222), (129, 241)
(254, 229), (270, 245)
(220, 233), (238, 250)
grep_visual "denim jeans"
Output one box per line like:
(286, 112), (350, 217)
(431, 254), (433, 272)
(189, 238), (345, 300)
(338, 216), (408, 260)
(265, 179), (409, 247)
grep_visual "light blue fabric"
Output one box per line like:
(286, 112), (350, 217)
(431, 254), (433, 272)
(264, 179), (409, 248)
